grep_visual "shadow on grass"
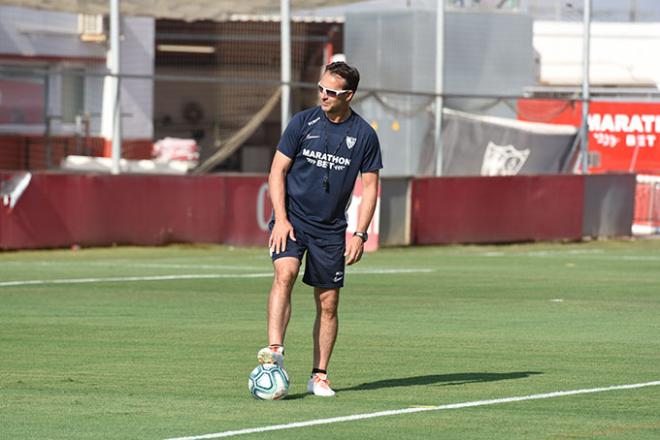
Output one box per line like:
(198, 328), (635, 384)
(338, 371), (544, 391)
(285, 371), (542, 400)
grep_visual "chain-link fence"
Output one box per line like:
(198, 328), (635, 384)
(1, 1), (659, 176)
(0, 7), (343, 173)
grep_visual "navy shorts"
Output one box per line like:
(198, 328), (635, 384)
(269, 226), (346, 289)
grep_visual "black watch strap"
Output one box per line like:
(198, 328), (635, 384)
(353, 231), (368, 242)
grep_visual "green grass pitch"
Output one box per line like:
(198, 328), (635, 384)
(1, 240), (659, 439)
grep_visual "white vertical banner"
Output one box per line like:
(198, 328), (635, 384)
(101, 0), (122, 174)
(580, 0), (592, 174)
(434, 0), (445, 176)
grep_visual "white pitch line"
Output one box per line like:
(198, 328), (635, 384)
(0, 261), (264, 270)
(0, 268), (435, 288)
(165, 380), (660, 440)
(0, 273), (273, 287)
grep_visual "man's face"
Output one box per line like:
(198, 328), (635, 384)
(318, 72), (352, 114)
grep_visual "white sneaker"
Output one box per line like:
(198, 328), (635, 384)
(307, 373), (336, 397)
(257, 345), (285, 367)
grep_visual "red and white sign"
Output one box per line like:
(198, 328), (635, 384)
(345, 177), (380, 252)
(518, 100), (660, 173)
(634, 174), (660, 235)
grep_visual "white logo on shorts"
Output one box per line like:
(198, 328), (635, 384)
(333, 271), (344, 282)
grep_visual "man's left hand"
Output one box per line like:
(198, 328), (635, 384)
(345, 235), (365, 265)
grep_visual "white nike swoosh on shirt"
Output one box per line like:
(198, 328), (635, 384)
(306, 134), (320, 139)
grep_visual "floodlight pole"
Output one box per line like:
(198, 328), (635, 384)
(580, 0), (591, 174)
(434, 0), (445, 176)
(281, 0), (292, 133)
(109, 0), (122, 174)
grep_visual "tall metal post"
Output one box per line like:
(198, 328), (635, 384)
(281, 0), (291, 133)
(109, 0), (122, 174)
(580, 0), (591, 173)
(434, 0), (445, 176)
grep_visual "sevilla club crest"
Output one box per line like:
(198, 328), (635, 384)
(481, 142), (530, 176)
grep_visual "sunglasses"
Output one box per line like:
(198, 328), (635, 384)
(318, 83), (351, 97)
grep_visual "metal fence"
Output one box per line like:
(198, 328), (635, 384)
(1, 1), (660, 176)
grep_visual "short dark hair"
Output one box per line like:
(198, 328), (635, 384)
(324, 61), (360, 92)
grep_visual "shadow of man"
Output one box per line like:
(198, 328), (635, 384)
(336, 371), (544, 392)
(285, 371), (543, 400)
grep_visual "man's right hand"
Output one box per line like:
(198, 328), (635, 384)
(269, 219), (296, 255)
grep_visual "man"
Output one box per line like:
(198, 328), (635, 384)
(257, 61), (383, 397)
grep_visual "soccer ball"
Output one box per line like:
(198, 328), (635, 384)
(248, 363), (290, 400)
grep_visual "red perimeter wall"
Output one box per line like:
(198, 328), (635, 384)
(1, 173), (633, 250)
(411, 175), (585, 244)
(0, 173), (272, 250)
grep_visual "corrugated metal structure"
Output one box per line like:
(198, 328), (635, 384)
(345, 8), (535, 176)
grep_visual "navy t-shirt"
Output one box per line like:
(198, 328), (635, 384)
(277, 106), (383, 239)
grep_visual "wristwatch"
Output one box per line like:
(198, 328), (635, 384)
(353, 231), (368, 242)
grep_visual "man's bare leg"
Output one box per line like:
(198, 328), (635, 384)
(307, 287), (339, 396)
(267, 257), (300, 346)
(312, 287), (340, 370)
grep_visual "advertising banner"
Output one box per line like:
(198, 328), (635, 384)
(518, 100), (660, 173)
(442, 109), (578, 176)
